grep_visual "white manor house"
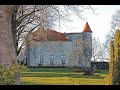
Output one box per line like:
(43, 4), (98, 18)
(21, 22), (92, 68)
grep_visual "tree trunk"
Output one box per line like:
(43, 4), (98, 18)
(0, 5), (20, 84)
(11, 10), (18, 56)
(83, 67), (95, 76)
(0, 5), (18, 65)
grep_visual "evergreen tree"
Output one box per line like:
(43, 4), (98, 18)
(113, 29), (120, 85)
(109, 40), (114, 85)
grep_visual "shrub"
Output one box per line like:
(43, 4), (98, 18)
(0, 62), (29, 85)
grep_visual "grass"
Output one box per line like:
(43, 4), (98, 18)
(21, 76), (109, 85)
(26, 67), (82, 73)
(21, 72), (103, 79)
(96, 70), (109, 74)
(20, 68), (109, 85)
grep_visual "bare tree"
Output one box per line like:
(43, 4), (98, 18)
(92, 38), (109, 62)
(70, 37), (93, 75)
(92, 37), (109, 70)
(12, 5), (96, 56)
(70, 37), (108, 75)
(12, 5), (50, 56)
(105, 9), (120, 58)
(92, 37), (102, 63)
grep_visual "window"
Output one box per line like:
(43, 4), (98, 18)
(50, 55), (54, 65)
(40, 55), (44, 64)
(61, 55), (65, 65)
(78, 60), (81, 64)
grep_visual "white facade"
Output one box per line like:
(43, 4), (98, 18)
(25, 32), (92, 68)
(23, 22), (93, 68)
(28, 41), (73, 67)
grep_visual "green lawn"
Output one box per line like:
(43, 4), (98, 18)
(26, 67), (82, 72)
(20, 68), (109, 85)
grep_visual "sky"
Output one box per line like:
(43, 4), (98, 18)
(56, 5), (120, 43)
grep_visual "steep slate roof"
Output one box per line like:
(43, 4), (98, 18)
(82, 22), (92, 33)
(27, 28), (69, 42)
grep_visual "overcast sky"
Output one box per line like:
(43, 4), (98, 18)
(56, 5), (120, 43)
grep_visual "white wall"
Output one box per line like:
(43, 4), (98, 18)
(26, 33), (92, 68)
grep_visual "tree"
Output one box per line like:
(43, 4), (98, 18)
(109, 29), (120, 85)
(92, 37), (110, 70)
(105, 9), (120, 61)
(113, 29), (120, 85)
(0, 5), (20, 84)
(70, 36), (92, 75)
(12, 5), (96, 56)
(82, 37), (107, 75)
(0, 5), (19, 65)
(92, 38), (103, 62)
(106, 9), (120, 42)
(109, 40), (114, 85)
(70, 37), (107, 75)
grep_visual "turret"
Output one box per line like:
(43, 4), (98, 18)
(82, 22), (92, 43)
(82, 22), (92, 39)
(82, 22), (92, 67)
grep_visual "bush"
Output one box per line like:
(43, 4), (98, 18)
(0, 63), (29, 85)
